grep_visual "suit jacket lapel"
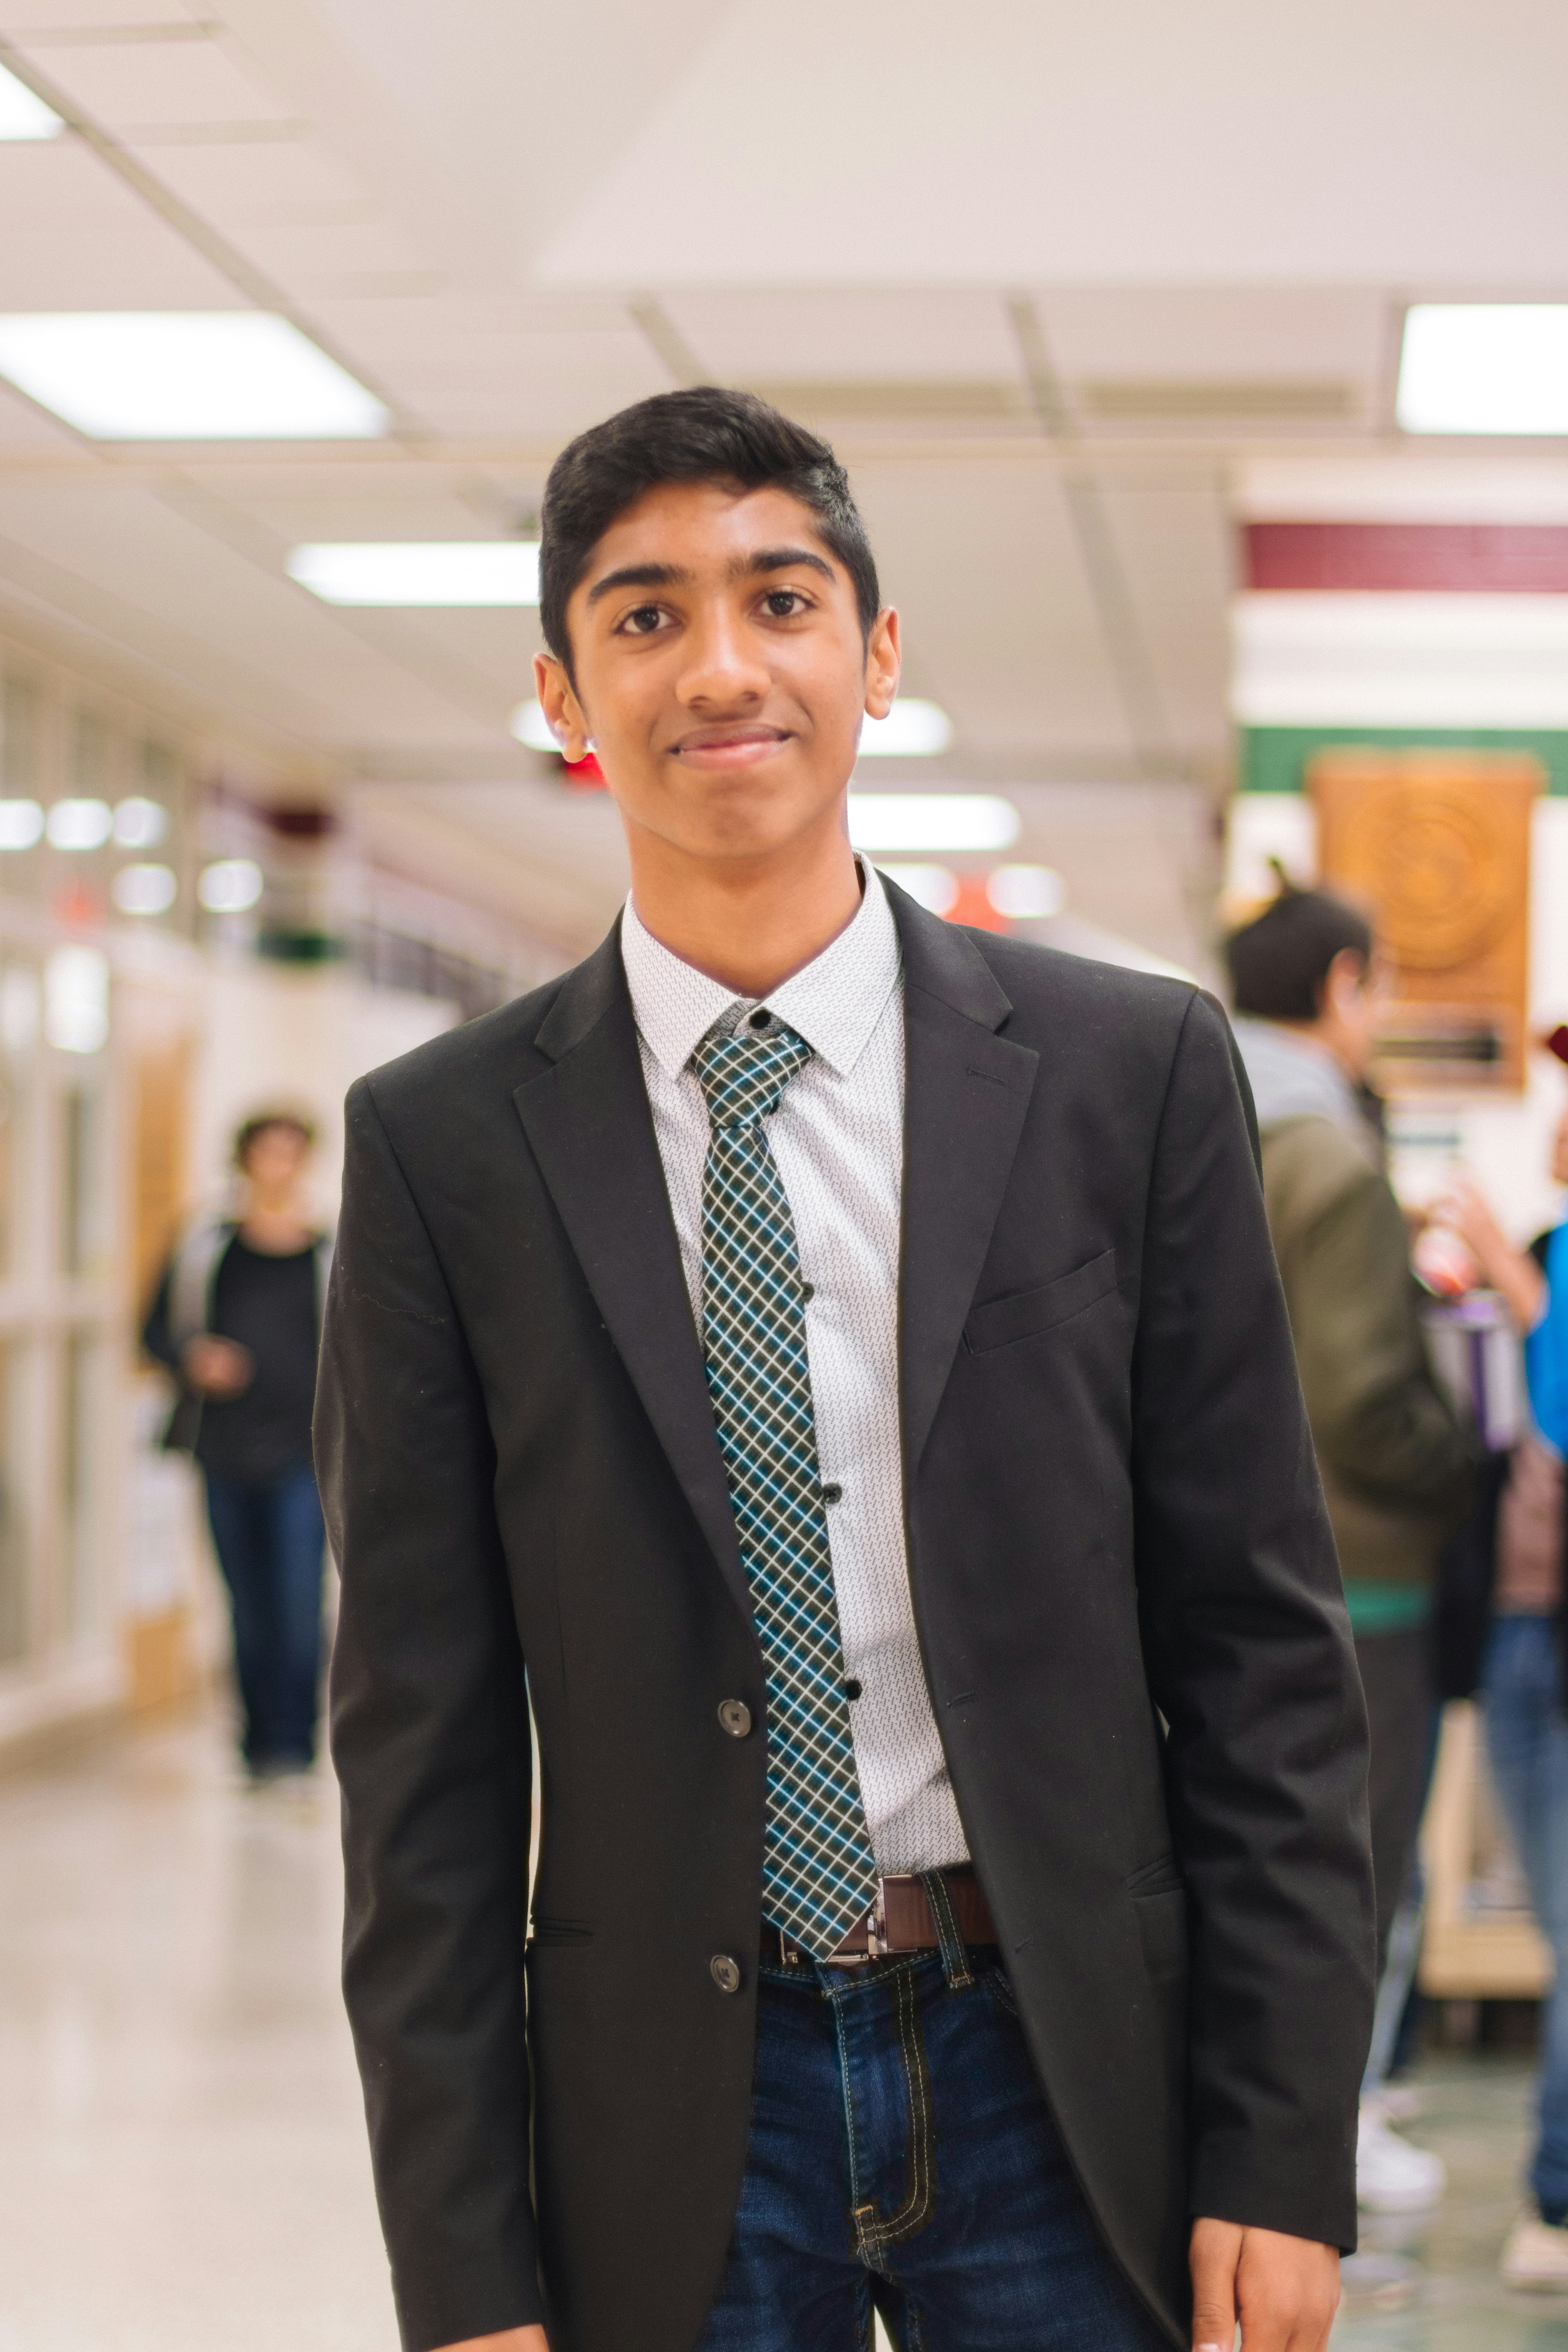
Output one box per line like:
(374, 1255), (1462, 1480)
(512, 929), (755, 1636)
(889, 884), (1040, 1472)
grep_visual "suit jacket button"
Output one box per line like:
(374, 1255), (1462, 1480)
(710, 1954), (742, 1994)
(718, 1699), (752, 1739)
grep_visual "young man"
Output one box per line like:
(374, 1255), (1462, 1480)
(1226, 886), (1474, 2214)
(319, 390), (1374, 2352)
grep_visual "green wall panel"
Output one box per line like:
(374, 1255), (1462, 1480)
(1240, 724), (1568, 797)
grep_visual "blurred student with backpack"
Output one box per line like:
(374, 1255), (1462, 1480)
(1225, 880), (1477, 2214)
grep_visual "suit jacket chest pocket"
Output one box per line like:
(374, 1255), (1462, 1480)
(963, 1247), (1119, 1354)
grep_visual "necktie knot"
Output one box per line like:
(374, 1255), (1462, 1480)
(693, 1017), (813, 1129)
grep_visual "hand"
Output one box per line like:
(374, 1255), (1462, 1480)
(432, 2331), (548, 2352)
(1433, 1170), (1547, 1332)
(180, 1334), (254, 1398)
(1190, 2217), (1338, 2352)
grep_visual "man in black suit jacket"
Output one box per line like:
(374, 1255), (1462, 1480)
(318, 389), (1374, 2352)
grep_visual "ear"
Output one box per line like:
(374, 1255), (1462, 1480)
(1322, 947), (1367, 1013)
(534, 652), (592, 761)
(862, 607), (902, 721)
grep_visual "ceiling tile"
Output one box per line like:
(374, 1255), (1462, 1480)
(129, 133), (370, 218)
(664, 290), (1024, 385)
(0, 477), (518, 744)
(0, 373), (80, 447)
(16, 28), (295, 131)
(852, 457), (1136, 768)
(1036, 287), (1387, 385)
(0, 140), (239, 307)
(0, 1), (197, 24)
(1095, 478), (1233, 759)
(304, 301), (672, 436)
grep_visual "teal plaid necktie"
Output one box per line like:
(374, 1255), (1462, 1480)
(693, 1013), (880, 1956)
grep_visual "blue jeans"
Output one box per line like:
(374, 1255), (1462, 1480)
(699, 1940), (1172, 2351)
(1483, 1614), (1568, 2223)
(204, 1462), (326, 1772)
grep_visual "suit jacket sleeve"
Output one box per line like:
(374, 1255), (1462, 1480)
(1132, 993), (1375, 2251)
(317, 1078), (541, 2351)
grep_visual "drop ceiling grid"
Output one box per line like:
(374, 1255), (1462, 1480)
(0, 1), (199, 27)
(8, 27), (296, 129)
(1092, 479), (1234, 756)
(852, 459), (1139, 765)
(662, 288), (1029, 387)
(0, 477), (514, 740)
(299, 305), (675, 437)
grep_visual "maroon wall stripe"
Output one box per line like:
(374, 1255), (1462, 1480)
(1245, 521), (1568, 593)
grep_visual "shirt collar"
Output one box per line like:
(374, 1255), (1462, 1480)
(621, 858), (901, 1082)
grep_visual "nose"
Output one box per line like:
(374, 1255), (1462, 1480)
(675, 600), (771, 712)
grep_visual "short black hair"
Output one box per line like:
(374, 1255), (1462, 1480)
(233, 1111), (315, 1169)
(1225, 875), (1374, 1021)
(538, 387), (880, 684)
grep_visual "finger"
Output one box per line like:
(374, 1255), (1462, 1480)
(1189, 2220), (1240, 2352)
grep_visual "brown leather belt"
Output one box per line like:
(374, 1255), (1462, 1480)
(762, 1867), (997, 1968)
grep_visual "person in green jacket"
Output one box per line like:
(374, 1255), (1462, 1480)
(1226, 879), (1476, 2217)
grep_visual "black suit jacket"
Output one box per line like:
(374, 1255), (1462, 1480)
(318, 885), (1374, 2352)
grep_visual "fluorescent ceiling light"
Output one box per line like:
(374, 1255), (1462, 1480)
(510, 699), (560, 750)
(113, 863), (177, 916)
(987, 864), (1065, 918)
(875, 864), (958, 915)
(848, 794), (1019, 854)
(45, 944), (108, 1054)
(47, 797), (112, 851)
(198, 858), (263, 913)
(0, 61), (62, 140)
(1398, 306), (1568, 436)
(291, 541), (541, 606)
(0, 313), (389, 440)
(0, 799), (43, 851)
(113, 796), (167, 849)
(857, 699), (953, 756)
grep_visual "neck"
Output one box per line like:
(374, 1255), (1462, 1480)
(1270, 1016), (1363, 1087)
(626, 820), (863, 997)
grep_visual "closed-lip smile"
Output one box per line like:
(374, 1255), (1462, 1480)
(671, 722), (792, 769)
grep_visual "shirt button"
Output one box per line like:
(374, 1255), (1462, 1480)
(821, 1482), (843, 1506)
(748, 1008), (772, 1031)
(800, 1281), (815, 1303)
(717, 1699), (753, 1739)
(711, 1954), (742, 1994)
(843, 1678), (863, 1702)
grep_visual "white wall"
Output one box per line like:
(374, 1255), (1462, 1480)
(188, 960), (457, 1224)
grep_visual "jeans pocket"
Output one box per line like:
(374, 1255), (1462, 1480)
(981, 1960), (1022, 2019)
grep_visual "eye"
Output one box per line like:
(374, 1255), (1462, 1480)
(762, 588), (809, 619)
(619, 603), (668, 635)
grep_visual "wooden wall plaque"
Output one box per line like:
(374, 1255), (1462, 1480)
(1308, 749), (1541, 1093)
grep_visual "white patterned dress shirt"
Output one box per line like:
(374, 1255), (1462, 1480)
(621, 862), (969, 1875)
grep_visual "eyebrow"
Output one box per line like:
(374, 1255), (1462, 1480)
(584, 543), (836, 610)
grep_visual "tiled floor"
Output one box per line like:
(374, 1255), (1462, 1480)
(2, 1706), (1565, 2352)
(0, 1709), (396, 2352)
(1338, 2060), (1568, 2352)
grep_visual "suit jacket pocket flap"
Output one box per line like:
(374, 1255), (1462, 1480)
(964, 1248), (1118, 1355)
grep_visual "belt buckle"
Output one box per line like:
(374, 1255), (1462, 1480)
(866, 1877), (887, 1959)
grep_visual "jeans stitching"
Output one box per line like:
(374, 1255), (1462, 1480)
(855, 1964), (938, 2261)
(919, 1868), (975, 1990)
(830, 1968), (873, 2256)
